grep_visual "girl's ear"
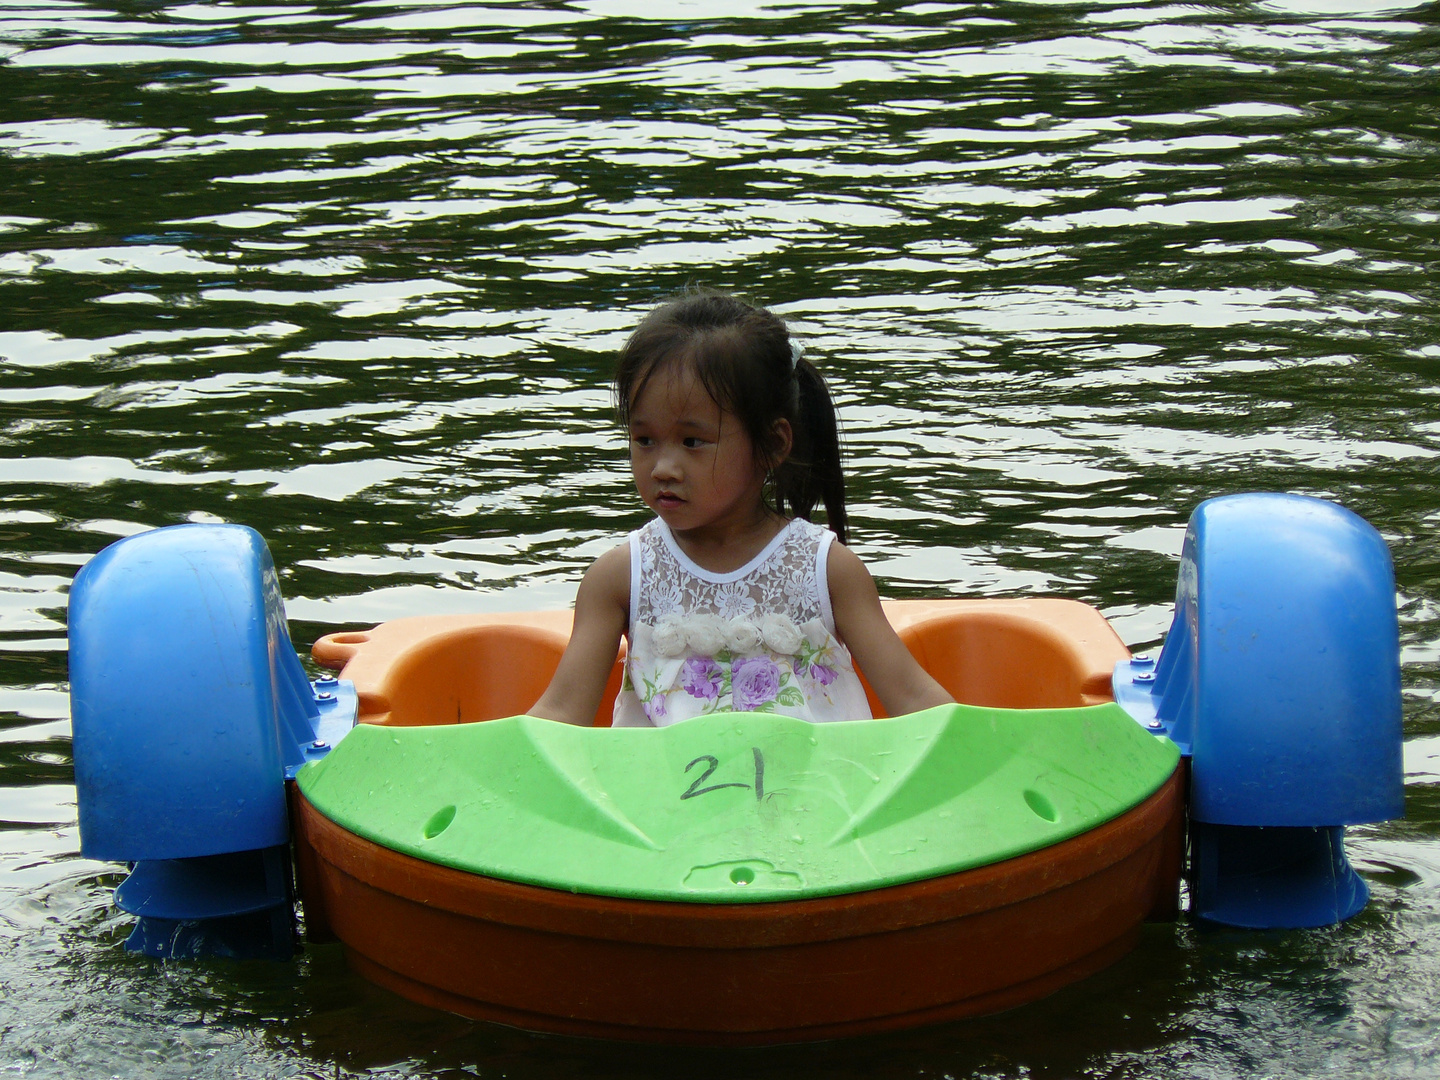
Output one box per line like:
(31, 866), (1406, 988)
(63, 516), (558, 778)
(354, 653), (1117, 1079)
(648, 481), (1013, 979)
(770, 418), (794, 466)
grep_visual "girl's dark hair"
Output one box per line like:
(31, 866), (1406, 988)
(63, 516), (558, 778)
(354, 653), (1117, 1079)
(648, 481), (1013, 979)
(615, 291), (848, 544)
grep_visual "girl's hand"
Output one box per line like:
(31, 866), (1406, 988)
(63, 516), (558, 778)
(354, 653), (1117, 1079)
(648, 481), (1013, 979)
(529, 544), (630, 725)
(827, 544), (955, 717)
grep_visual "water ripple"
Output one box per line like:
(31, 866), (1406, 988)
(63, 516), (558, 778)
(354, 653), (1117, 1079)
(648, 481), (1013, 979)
(1, 0), (1439, 1075)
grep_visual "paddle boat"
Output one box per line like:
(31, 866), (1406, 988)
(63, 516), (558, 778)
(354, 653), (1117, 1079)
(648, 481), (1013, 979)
(68, 493), (1403, 1044)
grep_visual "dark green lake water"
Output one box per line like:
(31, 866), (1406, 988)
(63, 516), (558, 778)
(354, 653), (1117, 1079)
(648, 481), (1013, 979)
(3, 0), (1440, 1075)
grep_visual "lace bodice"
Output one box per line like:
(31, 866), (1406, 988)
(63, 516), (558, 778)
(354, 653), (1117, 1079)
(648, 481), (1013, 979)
(613, 518), (873, 727)
(633, 515), (832, 630)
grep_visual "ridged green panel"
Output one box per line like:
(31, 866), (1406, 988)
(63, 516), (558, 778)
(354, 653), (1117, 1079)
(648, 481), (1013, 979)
(296, 703), (1178, 903)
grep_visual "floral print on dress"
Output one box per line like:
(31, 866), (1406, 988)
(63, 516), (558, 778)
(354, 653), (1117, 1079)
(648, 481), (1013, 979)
(793, 626), (848, 708)
(680, 656), (723, 701)
(629, 613), (812, 716)
(614, 519), (873, 728)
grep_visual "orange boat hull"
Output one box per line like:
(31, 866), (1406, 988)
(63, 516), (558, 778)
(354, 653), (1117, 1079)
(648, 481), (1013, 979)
(291, 771), (1182, 1045)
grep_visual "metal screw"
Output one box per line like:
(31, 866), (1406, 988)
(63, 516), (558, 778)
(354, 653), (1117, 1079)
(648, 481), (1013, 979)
(1147, 720), (1162, 730)
(1134, 672), (1155, 683)
(312, 740), (328, 750)
(316, 691), (334, 701)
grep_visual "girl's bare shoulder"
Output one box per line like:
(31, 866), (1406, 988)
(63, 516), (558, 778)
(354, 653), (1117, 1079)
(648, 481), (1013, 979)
(578, 541), (632, 606)
(825, 539), (879, 595)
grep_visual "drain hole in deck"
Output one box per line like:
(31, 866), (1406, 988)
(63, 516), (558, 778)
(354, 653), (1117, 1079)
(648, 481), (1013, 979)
(730, 866), (755, 886)
(423, 805), (456, 839)
(1024, 789), (1057, 822)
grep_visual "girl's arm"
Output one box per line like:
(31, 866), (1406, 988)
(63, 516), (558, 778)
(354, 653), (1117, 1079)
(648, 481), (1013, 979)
(529, 544), (630, 725)
(827, 543), (955, 717)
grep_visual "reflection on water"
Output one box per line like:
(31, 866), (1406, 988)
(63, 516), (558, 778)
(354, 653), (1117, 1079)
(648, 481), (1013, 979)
(2, 0), (1439, 1075)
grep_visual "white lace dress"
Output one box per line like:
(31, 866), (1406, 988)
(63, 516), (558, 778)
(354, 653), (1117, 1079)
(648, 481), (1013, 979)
(612, 517), (873, 727)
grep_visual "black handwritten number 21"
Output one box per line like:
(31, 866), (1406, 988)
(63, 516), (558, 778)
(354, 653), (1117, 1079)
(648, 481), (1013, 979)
(681, 748), (765, 802)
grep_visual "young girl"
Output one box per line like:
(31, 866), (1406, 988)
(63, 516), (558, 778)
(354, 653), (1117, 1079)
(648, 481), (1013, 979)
(529, 292), (953, 727)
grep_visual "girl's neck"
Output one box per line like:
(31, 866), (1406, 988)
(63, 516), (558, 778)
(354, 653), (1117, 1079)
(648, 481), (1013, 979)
(663, 506), (788, 575)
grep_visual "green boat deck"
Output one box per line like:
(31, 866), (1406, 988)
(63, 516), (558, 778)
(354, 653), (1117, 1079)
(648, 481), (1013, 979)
(296, 703), (1179, 903)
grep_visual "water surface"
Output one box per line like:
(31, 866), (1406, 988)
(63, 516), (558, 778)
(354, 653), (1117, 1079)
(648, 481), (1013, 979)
(2, 0), (1439, 1075)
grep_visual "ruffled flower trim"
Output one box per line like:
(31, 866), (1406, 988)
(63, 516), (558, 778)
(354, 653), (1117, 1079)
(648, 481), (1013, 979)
(651, 612), (803, 659)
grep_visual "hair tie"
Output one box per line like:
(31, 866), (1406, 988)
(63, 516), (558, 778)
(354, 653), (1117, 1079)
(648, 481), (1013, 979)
(789, 339), (803, 371)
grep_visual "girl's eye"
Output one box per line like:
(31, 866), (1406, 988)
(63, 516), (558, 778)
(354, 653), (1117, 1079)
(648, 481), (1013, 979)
(632, 435), (653, 447)
(683, 437), (707, 449)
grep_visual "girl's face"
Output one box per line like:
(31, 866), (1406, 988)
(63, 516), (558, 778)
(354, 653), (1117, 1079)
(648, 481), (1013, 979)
(627, 363), (775, 538)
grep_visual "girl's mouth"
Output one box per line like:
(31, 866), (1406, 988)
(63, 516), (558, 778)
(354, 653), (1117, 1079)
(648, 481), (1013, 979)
(656, 492), (683, 508)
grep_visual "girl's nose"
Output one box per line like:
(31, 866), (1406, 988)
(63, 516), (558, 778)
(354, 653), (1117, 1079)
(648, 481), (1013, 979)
(651, 449), (681, 482)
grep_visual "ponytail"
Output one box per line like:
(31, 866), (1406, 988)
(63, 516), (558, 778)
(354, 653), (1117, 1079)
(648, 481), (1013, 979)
(774, 355), (848, 545)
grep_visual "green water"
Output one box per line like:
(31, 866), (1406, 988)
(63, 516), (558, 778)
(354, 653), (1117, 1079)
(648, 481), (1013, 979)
(2, 0), (1439, 1075)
